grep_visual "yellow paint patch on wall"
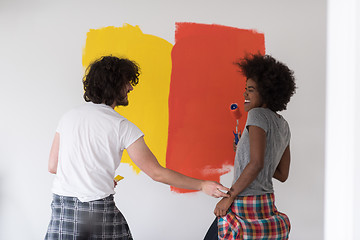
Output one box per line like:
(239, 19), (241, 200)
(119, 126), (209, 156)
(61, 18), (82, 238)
(82, 24), (172, 173)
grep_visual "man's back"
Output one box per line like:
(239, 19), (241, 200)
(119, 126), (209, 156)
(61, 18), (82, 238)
(52, 102), (143, 202)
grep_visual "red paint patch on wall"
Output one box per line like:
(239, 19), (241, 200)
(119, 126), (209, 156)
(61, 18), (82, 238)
(167, 22), (265, 193)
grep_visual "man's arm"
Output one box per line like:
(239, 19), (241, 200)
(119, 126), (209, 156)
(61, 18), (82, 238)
(48, 132), (60, 174)
(126, 136), (230, 198)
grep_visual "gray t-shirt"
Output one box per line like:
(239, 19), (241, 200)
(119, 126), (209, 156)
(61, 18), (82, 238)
(233, 107), (290, 196)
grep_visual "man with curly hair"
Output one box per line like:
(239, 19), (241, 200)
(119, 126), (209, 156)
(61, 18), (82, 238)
(207, 54), (296, 240)
(45, 56), (230, 240)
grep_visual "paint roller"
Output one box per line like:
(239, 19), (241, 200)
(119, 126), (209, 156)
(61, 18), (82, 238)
(114, 175), (124, 182)
(113, 175), (124, 188)
(230, 103), (242, 144)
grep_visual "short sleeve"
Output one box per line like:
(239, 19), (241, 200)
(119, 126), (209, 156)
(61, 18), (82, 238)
(245, 108), (269, 133)
(118, 120), (144, 150)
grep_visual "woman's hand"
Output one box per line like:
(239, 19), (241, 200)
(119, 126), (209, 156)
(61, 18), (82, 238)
(201, 181), (230, 198)
(233, 131), (241, 151)
(214, 197), (234, 217)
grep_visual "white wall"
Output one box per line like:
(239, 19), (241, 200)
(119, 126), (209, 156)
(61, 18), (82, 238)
(0, 1), (326, 239)
(325, 0), (360, 239)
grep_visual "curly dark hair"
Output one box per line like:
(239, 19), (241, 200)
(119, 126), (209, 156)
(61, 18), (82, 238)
(83, 56), (140, 106)
(236, 54), (296, 112)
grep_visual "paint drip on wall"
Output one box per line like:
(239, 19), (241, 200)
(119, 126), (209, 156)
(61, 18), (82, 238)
(82, 23), (265, 193)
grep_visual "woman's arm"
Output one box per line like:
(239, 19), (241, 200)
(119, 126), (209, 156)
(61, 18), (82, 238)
(214, 125), (266, 217)
(273, 145), (290, 182)
(126, 136), (230, 198)
(48, 132), (60, 174)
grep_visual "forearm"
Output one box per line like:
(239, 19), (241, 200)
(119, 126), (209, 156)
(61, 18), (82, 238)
(227, 125), (265, 198)
(215, 125), (265, 216)
(214, 163), (262, 217)
(228, 162), (263, 199)
(153, 167), (203, 191)
(127, 137), (229, 197)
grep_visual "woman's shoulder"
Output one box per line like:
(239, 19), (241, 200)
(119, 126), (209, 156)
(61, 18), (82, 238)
(248, 108), (289, 132)
(249, 107), (281, 118)
(248, 107), (272, 117)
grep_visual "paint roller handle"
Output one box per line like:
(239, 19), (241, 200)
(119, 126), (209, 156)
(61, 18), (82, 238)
(233, 131), (241, 152)
(233, 129), (241, 143)
(233, 131), (239, 145)
(230, 103), (241, 145)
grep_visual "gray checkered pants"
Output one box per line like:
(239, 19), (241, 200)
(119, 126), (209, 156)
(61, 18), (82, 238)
(45, 194), (133, 240)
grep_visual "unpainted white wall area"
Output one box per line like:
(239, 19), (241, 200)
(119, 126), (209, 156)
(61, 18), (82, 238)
(0, 1), (326, 239)
(325, 0), (360, 239)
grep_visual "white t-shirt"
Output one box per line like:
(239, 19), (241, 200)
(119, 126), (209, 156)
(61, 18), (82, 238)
(52, 102), (144, 202)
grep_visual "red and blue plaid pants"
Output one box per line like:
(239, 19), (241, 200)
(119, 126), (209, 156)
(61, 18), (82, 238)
(218, 193), (290, 240)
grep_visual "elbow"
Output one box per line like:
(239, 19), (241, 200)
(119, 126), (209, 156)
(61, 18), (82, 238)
(48, 165), (57, 174)
(279, 174), (289, 183)
(252, 161), (264, 173)
(48, 155), (58, 174)
(275, 172), (288, 183)
(257, 163), (264, 172)
(148, 166), (166, 183)
(277, 178), (287, 183)
(150, 173), (162, 183)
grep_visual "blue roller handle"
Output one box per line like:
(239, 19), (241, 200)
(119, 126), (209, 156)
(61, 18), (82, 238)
(233, 131), (240, 144)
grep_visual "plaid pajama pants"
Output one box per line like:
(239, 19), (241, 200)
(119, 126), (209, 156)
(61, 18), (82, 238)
(218, 193), (290, 240)
(45, 194), (133, 240)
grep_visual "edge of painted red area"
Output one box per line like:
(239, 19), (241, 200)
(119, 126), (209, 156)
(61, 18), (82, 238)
(167, 22), (265, 193)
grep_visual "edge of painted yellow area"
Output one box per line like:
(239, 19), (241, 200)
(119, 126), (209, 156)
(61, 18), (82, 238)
(82, 24), (173, 173)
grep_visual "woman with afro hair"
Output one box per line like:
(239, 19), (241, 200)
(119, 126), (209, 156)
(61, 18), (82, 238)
(211, 54), (296, 240)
